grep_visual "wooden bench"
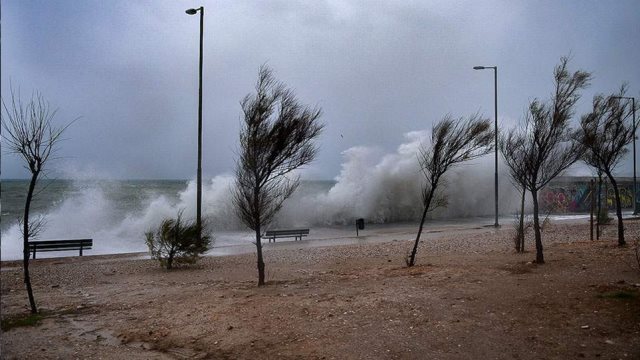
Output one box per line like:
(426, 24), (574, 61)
(27, 239), (93, 259)
(263, 229), (309, 243)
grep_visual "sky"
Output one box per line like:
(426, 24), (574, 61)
(2, 0), (639, 180)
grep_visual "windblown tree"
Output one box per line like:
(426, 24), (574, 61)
(233, 66), (323, 286)
(407, 114), (493, 266)
(1, 89), (72, 313)
(501, 57), (590, 264)
(576, 87), (638, 246)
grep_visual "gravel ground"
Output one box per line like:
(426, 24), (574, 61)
(1, 220), (639, 359)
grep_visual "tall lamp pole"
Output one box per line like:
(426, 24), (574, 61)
(613, 96), (637, 215)
(186, 6), (204, 239)
(473, 65), (499, 227)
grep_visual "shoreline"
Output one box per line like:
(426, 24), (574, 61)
(2, 213), (620, 263)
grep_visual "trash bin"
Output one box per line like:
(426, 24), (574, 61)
(356, 218), (365, 236)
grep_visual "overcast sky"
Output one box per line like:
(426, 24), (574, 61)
(2, 0), (639, 180)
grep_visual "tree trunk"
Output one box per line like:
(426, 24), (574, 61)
(531, 188), (544, 264)
(167, 248), (174, 270)
(408, 187), (435, 267)
(607, 173), (626, 246)
(255, 224), (265, 286)
(590, 179), (594, 241)
(23, 172), (39, 314)
(597, 174), (603, 240)
(518, 188), (526, 253)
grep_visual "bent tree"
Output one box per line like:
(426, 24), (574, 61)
(503, 57), (590, 263)
(407, 114), (493, 266)
(577, 86), (638, 246)
(1, 89), (71, 313)
(233, 66), (323, 286)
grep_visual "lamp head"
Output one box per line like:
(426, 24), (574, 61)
(186, 8), (199, 15)
(473, 66), (485, 70)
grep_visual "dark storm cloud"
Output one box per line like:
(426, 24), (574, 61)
(2, 0), (639, 179)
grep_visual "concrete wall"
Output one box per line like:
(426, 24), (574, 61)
(540, 176), (636, 213)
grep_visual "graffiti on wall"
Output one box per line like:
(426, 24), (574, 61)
(540, 179), (637, 213)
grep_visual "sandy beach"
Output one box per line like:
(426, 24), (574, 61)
(1, 220), (639, 359)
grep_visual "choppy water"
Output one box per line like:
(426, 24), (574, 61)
(1, 179), (187, 233)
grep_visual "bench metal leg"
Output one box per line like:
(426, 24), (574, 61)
(80, 245), (83, 256)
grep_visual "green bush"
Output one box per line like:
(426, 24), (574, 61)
(145, 211), (212, 269)
(1, 313), (43, 331)
(597, 208), (612, 224)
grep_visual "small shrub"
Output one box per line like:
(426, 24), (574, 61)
(1, 313), (43, 331)
(405, 251), (413, 267)
(635, 239), (640, 272)
(145, 211), (212, 269)
(597, 209), (612, 224)
(512, 212), (534, 252)
(597, 290), (637, 299)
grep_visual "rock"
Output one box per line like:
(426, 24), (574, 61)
(580, 325), (589, 329)
(604, 339), (614, 345)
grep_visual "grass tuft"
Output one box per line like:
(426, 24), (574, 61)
(597, 290), (637, 299)
(1, 313), (44, 331)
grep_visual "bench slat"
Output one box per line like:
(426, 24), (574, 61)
(29, 244), (92, 250)
(31, 247), (92, 252)
(29, 240), (92, 245)
(264, 230), (309, 235)
(29, 239), (92, 245)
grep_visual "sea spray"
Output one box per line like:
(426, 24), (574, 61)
(279, 130), (519, 226)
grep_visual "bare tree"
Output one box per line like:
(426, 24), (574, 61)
(233, 66), (323, 286)
(501, 57), (590, 264)
(407, 114), (493, 266)
(576, 86), (638, 246)
(1, 88), (72, 313)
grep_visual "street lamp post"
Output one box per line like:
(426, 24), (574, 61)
(473, 65), (499, 227)
(613, 96), (637, 214)
(186, 6), (204, 239)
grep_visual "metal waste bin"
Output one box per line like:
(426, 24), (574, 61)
(356, 218), (364, 236)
